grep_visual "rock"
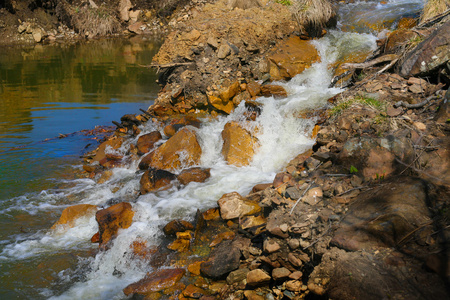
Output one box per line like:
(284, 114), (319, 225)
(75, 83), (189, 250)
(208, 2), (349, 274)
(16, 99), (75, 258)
(331, 177), (434, 251)
(183, 29), (201, 42)
(128, 21), (145, 34)
(229, 0), (262, 9)
(136, 131), (162, 155)
(267, 36), (320, 81)
(263, 239), (281, 253)
(272, 267), (291, 280)
(163, 219), (194, 236)
(188, 261), (203, 276)
(240, 215), (266, 230)
(247, 80), (261, 97)
(260, 84), (287, 98)
(217, 44), (231, 59)
(123, 268), (185, 295)
(221, 121), (259, 167)
(384, 29), (417, 53)
(119, 0), (132, 22)
(129, 10), (140, 22)
(202, 208), (221, 221)
(399, 20), (450, 76)
(32, 29), (42, 42)
(167, 231), (193, 252)
(207, 36), (219, 49)
(217, 191), (261, 220)
(220, 81), (241, 103)
(163, 116), (201, 137)
(91, 137), (124, 166)
(96, 202), (134, 248)
(147, 127), (202, 172)
(303, 187), (323, 205)
(208, 95), (235, 114)
(244, 290), (265, 300)
(177, 167), (211, 185)
(286, 280), (302, 292)
(183, 284), (207, 298)
(200, 240), (241, 278)
(288, 253), (303, 268)
(210, 231), (236, 247)
(18, 23), (27, 33)
(140, 168), (177, 194)
(227, 268), (250, 284)
(247, 269), (271, 286)
(51, 204), (97, 230)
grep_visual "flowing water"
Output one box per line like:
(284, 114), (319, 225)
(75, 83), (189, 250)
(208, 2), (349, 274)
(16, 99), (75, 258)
(0, 1), (424, 299)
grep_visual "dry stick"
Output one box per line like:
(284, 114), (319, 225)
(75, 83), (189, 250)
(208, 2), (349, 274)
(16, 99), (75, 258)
(395, 157), (448, 184)
(340, 54), (399, 70)
(417, 8), (450, 28)
(289, 181), (315, 215)
(394, 95), (437, 109)
(400, 139), (435, 175)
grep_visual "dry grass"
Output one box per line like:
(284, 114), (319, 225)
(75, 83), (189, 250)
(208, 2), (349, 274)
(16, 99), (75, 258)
(421, 0), (450, 23)
(228, 0), (262, 9)
(291, 0), (336, 37)
(72, 5), (120, 37)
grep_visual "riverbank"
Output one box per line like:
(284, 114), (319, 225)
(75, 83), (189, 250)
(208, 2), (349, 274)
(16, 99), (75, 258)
(56, 1), (450, 299)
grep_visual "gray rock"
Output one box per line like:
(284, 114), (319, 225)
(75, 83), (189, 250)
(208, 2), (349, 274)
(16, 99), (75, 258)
(200, 240), (241, 278)
(217, 44), (231, 59)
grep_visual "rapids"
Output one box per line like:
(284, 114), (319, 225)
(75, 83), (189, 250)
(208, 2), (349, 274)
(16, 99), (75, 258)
(0, 0), (426, 298)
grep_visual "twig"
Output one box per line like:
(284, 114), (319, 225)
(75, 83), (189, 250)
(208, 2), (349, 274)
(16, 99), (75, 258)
(341, 54), (398, 70)
(112, 121), (124, 128)
(394, 95), (437, 109)
(395, 157), (448, 184)
(290, 181), (315, 215)
(330, 70), (353, 88)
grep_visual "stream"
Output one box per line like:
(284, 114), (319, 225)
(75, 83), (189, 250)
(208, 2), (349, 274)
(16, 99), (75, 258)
(0, 1), (425, 299)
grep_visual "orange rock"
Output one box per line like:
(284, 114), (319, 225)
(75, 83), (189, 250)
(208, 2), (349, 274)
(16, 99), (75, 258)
(131, 240), (157, 259)
(137, 131), (162, 155)
(188, 261), (204, 276)
(147, 127), (202, 172)
(123, 268), (185, 295)
(183, 284), (207, 298)
(177, 167), (211, 185)
(311, 125), (320, 139)
(167, 231), (193, 252)
(202, 208), (221, 221)
(220, 81), (241, 102)
(163, 219), (194, 236)
(140, 168), (177, 195)
(51, 204), (97, 230)
(247, 80), (261, 97)
(267, 36), (320, 81)
(397, 17), (417, 29)
(163, 116), (202, 137)
(96, 202), (134, 248)
(91, 137), (124, 164)
(210, 231), (236, 247)
(208, 94), (235, 114)
(384, 29), (417, 54)
(221, 121), (259, 167)
(91, 232), (100, 243)
(217, 192), (261, 220)
(260, 85), (287, 99)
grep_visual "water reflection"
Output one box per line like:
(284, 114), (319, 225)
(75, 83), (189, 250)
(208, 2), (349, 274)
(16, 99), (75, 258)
(0, 36), (161, 200)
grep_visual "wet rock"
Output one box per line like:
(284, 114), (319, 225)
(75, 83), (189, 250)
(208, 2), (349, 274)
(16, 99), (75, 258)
(177, 167), (211, 185)
(247, 80), (261, 97)
(221, 121), (259, 167)
(146, 127), (202, 172)
(384, 29), (417, 53)
(267, 36), (320, 81)
(218, 191), (261, 220)
(183, 284), (207, 298)
(208, 95), (235, 114)
(202, 208), (221, 221)
(51, 204), (97, 230)
(163, 219), (194, 236)
(210, 231), (236, 247)
(96, 202), (134, 248)
(200, 240), (241, 279)
(163, 116), (201, 137)
(227, 268), (250, 285)
(168, 230), (193, 252)
(90, 137), (124, 165)
(123, 268), (185, 295)
(260, 84), (287, 99)
(136, 131), (162, 155)
(140, 168), (177, 194)
(188, 261), (203, 276)
(246, 269), (271, 287)
(400, 20), (450, 77)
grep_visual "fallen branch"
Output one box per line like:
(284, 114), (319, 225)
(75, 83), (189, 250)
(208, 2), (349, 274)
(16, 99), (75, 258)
(330, 70), (353, 88)
(417, 8), (450, 29)
(394, 95), (437, 109)
(341, 54), (399, 70)
(139, 62), (194, 69)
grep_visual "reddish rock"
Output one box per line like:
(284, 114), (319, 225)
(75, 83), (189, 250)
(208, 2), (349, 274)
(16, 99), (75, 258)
(247, 80), (261, 97)
(247, 269), (271, 286)
(163, 116), (201, 137)
(183, 284), (207, 298)
(177, 167), (211, 185)
(96, 202), (134, 248)
(188, 261), (204, 276)
(167, 231), (193, 252)
(51, 204), (97, 230)
(208, 94), (235, 115)
(123, 268), (185, 295)
(91, 232), (100, 243)
(221, 121), (259, 167)
(209, 231), (236, 247)
(272, 267), (291, 280)
(217, 191), (261, 220)
(260, 84), (288, 99)
(91, 137), (124, 165)
(200, 240), (241, 279)
(163, 219), (194, 236)
(136, 131), (162, 155)
(267, 36), (320, 81)
(202, 208), (221, 221)
(251, 183), (272, 193)
(140, 168), (177, 194)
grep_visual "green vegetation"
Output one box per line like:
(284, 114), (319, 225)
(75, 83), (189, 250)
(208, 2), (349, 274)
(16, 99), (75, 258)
(350, 165), (359, 174)
(276, 0), (292, 5)
(330, 95), (384, 116)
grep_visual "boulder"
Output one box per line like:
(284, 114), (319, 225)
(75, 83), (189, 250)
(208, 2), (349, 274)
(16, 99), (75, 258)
(200, 240), (241, 279)
(51, 204), (97, 230)
(95, 202), (134, 248)
(177, 167), (211, 185)
(119, 0), (132, 22)
(221, 121), (259, 167)
(136, 131), (162, 155)
(123, 268), (185, 296)
(147, 127), (202, 172)
(267, 36), (320, 81)
(217, 191), (261, 220)
(399, 20), (450, 77)
(140, 168), (177, 195)
(260, 84), (287, 98)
